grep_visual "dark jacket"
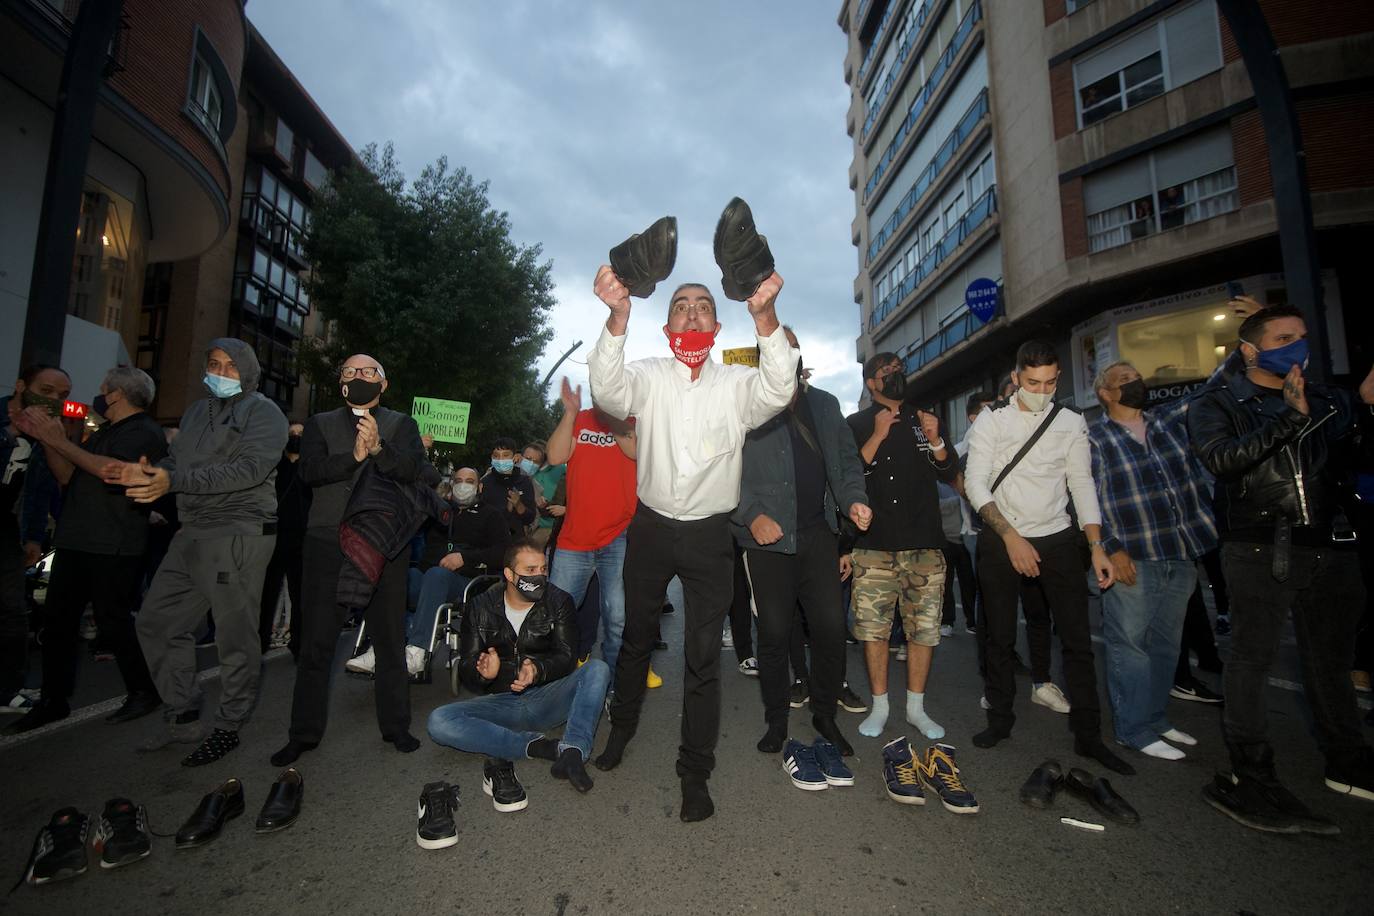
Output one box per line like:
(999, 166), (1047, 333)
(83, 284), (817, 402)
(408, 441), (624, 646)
(479, 467), (537, 535)
(300, 405), (426, 531)
(457, 580), (576, 694)
(732, 385), (868, 554)
(1188, 363), (1370, 534)
(1, 402), (58, 544)
(418, 500), (510, 572)
(274, 456), (311, 536)
(337, 462), (452, 609)
(159, 338), (288, 537)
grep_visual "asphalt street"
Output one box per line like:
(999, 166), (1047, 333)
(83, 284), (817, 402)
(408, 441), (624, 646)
(1, 601), (1371, 916)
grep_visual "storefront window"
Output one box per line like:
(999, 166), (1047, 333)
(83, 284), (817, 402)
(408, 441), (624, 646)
(69, 181), (139, 333)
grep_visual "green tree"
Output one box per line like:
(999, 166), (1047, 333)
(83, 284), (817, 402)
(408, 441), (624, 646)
(301, 142), (557, 469)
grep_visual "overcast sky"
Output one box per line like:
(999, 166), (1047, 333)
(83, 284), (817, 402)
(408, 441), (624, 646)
(248, 0), (863, 413)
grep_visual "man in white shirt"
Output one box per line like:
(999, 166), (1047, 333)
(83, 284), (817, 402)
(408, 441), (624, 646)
(964, 340), (1133, 775)
(586, 263), (796, 823)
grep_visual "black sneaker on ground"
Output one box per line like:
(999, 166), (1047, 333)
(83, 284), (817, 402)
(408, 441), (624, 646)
(1202, 772), (1302, 834)
(482, 760), (528, 812)
(21, 808), (90, 885)
(3, 698), (70, 735)
(789, 679), (809, 710)
(416, 781), (461, 850)
(838, 683), (868, 714)
(1170, 678), (1223, 704)
(94, 798), (151, 869)
(1324, 748), (1374, 803)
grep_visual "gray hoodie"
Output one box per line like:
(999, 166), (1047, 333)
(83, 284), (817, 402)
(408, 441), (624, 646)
(158, 337), (289, 537)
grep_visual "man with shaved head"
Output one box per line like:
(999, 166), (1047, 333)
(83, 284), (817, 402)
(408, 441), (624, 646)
(272, 353), (427, 766)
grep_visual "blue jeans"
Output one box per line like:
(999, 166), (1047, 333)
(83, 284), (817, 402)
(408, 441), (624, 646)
(1102, 558), (1196, 749)
(406, 566), (470, 649)
(550, 532), (627, 682)
(426, 659), (610, 760)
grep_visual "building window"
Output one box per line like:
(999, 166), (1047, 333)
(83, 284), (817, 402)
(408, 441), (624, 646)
(1072, 0), (1220, 129)
(303, 149), (328, 190)
(275, 119), (295, 166)
(188, 54), (222, 134)
(1083, 126), (1237, 253)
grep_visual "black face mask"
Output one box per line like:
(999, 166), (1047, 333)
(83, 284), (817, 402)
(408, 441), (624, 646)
(286, 435), (302, 454)
(21, 391), (63, 417)
(879, 371), (905, 401)
(341, 379), (383, 407)
(92, 393), (112, 419)
(1117, 379), (1149, 410)
(515, 574), (547, 602)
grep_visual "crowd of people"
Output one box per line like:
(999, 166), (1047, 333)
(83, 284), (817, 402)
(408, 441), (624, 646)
(4, 201), (1374, 880)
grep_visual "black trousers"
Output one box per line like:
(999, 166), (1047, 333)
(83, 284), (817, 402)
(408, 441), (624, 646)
(728, 545), (755, 662)
(1176, 577), (1223, 682)
(0, 516), (28, 696)
(612, 504), (733, 780)
(258, 532), (304, 655)
(745, 524), (847, 726)
(41, 549), (156, 702)
(940, 540), (976, 627)
(979, 527), (1100, 736)
(288, 531), (410, 744)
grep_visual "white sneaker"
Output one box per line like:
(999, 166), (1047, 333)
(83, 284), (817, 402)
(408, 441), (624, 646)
(939, 625), (954, 637)
(345, 647), (376, 674)
(979, 696), (991, 711)
(1140, 739), (1186, 760)
(896, 644), (908, 662)
(0, 688), (40, 714)
(1031, 682), (1070, 714)
(738, 657), (759, 677)
(405, 645), (428, 676)
(722, 629), (734, 649)
(1162, 728), (1197, 747)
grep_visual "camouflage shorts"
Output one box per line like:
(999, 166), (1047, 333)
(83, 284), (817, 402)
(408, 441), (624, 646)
(850, 548), (947, 647)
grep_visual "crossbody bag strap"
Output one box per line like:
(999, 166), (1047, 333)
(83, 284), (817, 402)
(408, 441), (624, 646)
(990, 403), (1061, 493)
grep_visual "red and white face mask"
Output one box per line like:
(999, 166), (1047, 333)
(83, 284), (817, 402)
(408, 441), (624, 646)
(666, 328), (717, 369)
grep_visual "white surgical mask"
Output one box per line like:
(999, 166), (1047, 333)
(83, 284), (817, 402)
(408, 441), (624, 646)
(1017, 388), (1054, 413)
(453, 482), (478, 505)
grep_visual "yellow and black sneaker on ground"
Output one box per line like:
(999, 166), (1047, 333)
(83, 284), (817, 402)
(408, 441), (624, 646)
(917, 743), (980, 815)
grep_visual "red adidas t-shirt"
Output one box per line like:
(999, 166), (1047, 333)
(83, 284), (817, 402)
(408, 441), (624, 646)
(560, 409), (637, 551)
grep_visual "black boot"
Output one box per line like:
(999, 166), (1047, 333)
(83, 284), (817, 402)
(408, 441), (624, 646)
(713, 197), (775, 301)
(608, 216), (677, 298)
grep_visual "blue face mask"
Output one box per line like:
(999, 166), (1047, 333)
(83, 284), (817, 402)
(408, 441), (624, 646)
(204, 373), (243, 398)
(1255, 338), (1309, 376)
(492, 458), (514, 475)
(518, 458), (538, 476)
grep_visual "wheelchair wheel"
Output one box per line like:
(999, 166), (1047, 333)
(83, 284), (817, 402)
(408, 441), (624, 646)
(449, 657), (461, 696)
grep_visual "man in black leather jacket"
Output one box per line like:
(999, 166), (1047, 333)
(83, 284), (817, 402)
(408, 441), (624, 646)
(1188, 304), (1374, 834)
(427, 540), (610, 811)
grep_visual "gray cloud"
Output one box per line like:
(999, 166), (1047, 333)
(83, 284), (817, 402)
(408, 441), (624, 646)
(249, 0), (864, 414)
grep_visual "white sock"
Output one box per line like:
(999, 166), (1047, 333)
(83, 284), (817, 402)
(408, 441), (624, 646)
(906, 691), (944, 740)
(859, 693), (889, 738)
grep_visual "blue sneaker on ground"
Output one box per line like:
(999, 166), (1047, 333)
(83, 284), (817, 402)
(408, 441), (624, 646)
(783, 739), (828, 791)
(918, 743), (980, 814)
(882, 736), (925, 805)
(812, 738), (854, 787)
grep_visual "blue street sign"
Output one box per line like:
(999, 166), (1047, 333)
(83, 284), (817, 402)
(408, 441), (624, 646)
(965, 278), (999, 324)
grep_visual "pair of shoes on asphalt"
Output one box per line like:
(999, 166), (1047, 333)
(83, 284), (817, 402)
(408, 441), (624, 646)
(1019, 759), (1139, 825)
(882, 736), (980, 814)
(345, 645), (427, 677)
(176, 770), (304, 848)
(1170, 676), (1223, 704)
(977, 682), (1070, 714)
(0, 690), (156, 735)
(608, 198), (775, 301)
(783, 738), (853, 791)
(19, 800), (151, 886)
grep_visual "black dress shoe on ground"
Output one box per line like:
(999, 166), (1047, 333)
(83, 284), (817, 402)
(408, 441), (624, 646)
(1019, 759), (1063, 809)
(256, 768), (304, 833)
(175, 778), (245, 848)
(105, 692), (160, 724)
(1065, 767), (1140, 825)
(713, 197), (775, 301)
(609, 215), (677, 298)
(1074, 735), (1136, 776)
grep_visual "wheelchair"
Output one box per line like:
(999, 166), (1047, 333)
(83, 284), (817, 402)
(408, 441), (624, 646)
(347, 573), (502, 689)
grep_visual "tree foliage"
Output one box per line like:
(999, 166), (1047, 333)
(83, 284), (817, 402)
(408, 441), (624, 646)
(301, 143), (557, 468)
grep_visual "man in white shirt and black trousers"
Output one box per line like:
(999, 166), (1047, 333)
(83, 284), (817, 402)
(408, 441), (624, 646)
(963, 340), (1133, 775)
(586, 243), (797, 821)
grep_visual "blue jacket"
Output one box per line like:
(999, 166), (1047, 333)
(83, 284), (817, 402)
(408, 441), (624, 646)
(731, 385), (868, 555)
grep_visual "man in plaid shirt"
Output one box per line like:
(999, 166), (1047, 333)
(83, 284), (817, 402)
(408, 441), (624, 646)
(1089, 361), (1218, 762)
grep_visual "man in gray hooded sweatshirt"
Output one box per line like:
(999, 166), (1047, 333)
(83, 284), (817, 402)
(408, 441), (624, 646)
(104, 339), (288, 765)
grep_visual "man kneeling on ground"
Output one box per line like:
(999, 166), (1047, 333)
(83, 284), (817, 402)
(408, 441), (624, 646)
(427, 539), (609, 812)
